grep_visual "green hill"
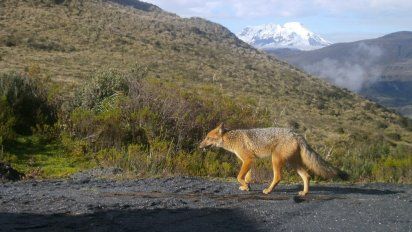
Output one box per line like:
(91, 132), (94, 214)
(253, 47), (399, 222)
(0, 0), (411, 182)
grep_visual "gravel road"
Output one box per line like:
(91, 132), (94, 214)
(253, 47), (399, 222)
(0, 173), (411, 231)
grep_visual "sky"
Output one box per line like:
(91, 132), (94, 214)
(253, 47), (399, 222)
(144, 0), (412, 43)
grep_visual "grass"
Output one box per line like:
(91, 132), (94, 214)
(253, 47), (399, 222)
(2, 136), (95, 178)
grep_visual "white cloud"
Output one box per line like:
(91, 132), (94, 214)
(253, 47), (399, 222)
(229, 0), (311, 18)
(144, 0), (225, 18)
(144, 0), (412, 19)
(314, 0), (412, 15)
(144, 0), (313, 18)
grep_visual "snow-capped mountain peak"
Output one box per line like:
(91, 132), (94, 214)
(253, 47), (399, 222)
(237, 22), (331, 51)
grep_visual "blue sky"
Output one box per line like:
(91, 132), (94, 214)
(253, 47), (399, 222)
(144, 0), (412, 43)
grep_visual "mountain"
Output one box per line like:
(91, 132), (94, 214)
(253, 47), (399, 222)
(1, 0), (411, 180)
(268, 31), (412, 117)
(237, 22), (331, 51)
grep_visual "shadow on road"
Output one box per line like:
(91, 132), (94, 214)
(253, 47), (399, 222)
(310, 185), (403, 195)
(0, 208), (257, 232)
(276, 185), (403, 195)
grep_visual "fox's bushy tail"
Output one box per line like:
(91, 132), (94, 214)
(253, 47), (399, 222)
(297, 137), (348, 180)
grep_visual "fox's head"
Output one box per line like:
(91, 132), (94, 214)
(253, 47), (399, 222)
(199, 123), (226, 149)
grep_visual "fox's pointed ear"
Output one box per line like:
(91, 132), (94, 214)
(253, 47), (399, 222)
(218, 122), (226, 135)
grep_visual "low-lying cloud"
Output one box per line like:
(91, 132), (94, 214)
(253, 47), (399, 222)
(302, 43), (383, 92)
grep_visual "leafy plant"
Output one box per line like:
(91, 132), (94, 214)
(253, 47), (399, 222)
(0, 72), (56, 135)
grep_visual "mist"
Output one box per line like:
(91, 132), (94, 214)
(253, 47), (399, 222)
(302, 43), (383, 92)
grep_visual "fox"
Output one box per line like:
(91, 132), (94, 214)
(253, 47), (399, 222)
(199, 123), (348, 196)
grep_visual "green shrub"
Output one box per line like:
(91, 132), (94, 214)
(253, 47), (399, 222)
(0, 72), (56, 135)
(1, 35), (18, 47)
(125, 144), (150, 173)
(386, 132), (401, 141)
(65, 69), (269, 157)
(335, 127), (345, 134)
(66, 97), (149, 151)
(126, 77), (269, 150)
(372, 145), (412, 183)
(26, 37), (73, 52)
(61, 133), (90, 157)
(73, 70), (128, 110)
(0, 97), (16, 145)
(0, 150), (18, 164)
(95, 148), (125, 167)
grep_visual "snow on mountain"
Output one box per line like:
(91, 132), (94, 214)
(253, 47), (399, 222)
(237, 22), (331, 51)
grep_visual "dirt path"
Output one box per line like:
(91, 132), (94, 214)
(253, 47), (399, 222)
(0, 176), (411, 231)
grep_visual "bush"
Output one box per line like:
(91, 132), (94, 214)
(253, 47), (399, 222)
(0, 72), (56, 135)
(72, 70), (129, 110)
(0, 97), (16, 145)
(60, 69), (270, 178)
(386, 132), (401, 141)
(65, 69), (268, 151)
(26, 37), (73, 52)
(372, 145), (412, 183)
(1, 35), (18, 47)
(126, 77), (269, 150)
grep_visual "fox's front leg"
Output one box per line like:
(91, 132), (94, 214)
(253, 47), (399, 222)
(237, 158), (252, 191)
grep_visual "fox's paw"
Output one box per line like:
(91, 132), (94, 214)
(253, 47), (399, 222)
(262, 188), (272, 194)
(239, 185), (250, 191)
(298, 191), (308, 196)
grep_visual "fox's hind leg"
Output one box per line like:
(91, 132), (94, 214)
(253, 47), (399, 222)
(245, 170), (252, 184)
(296, 168), (310, 196)
(263, 156), (283, 194)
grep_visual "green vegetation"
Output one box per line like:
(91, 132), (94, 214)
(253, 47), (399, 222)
(0, 0), (411, 183)
(2, 135), (94, 178)
(0, 73), (92, 177)
(1, 71), (411, 183)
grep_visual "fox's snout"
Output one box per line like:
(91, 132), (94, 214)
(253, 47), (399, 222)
(198, 140), (210, 149)
(199, 142), (205, 149)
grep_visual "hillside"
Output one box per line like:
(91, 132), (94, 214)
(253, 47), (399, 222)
(268, 32), (412, 117)
(0, 0), (411, 182)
